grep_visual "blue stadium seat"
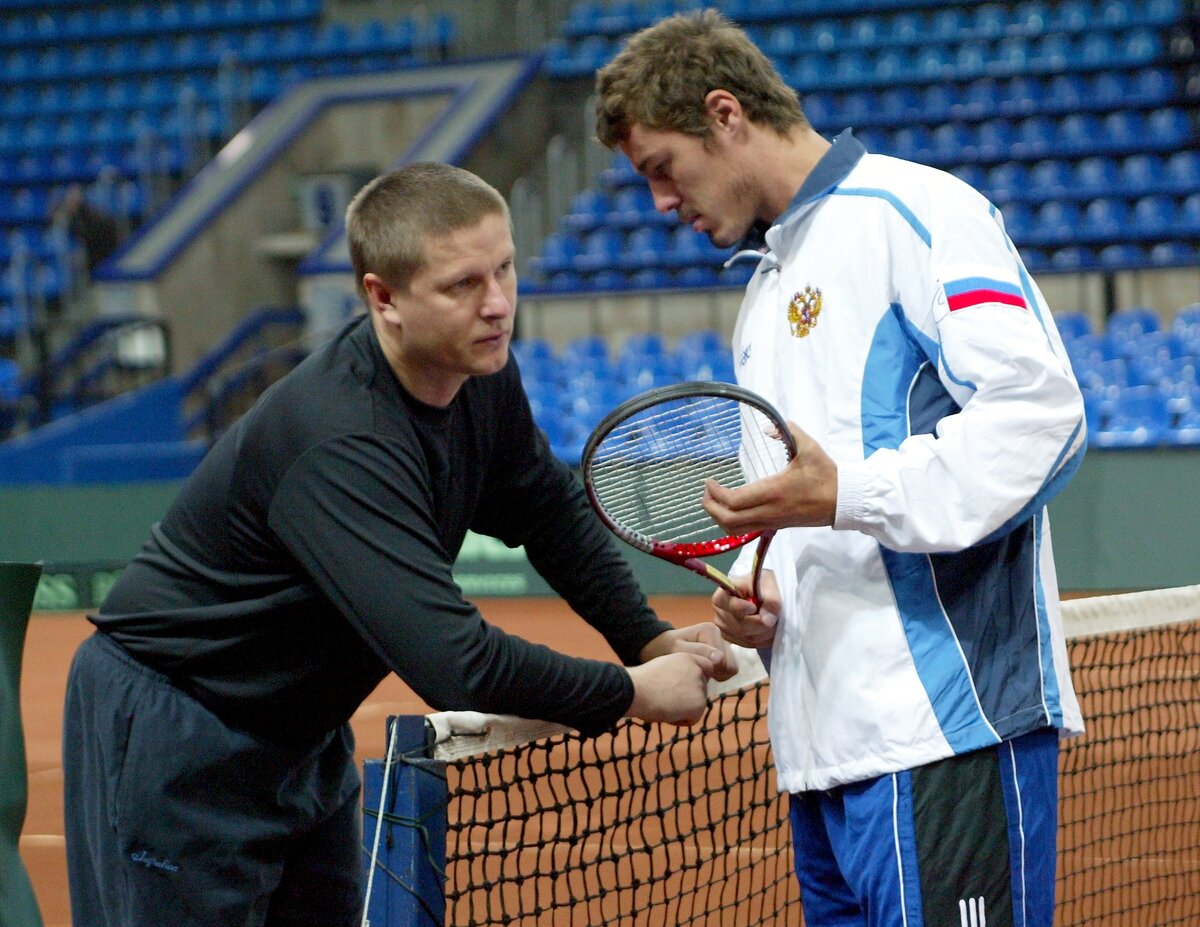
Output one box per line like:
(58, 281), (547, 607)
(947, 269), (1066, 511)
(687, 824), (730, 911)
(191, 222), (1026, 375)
(1070, 355), (1130, 395)
(627, 267), (673, 290)
(1171, 304), (1200, 343)
(1098, 0), (1135, 26)
(890, 126), (933, 162)
(1079, 32), (1120, 68)
(619, 226), (670, 271)
(1164, 151), (1200, 193)
(1147, 108), (1191, 149)
(676, 265), (721, 288)
(717, 262), (756, 288)
(1026, 159), (1072, 198)
(1131, 67), (1177, 104)
(881, 87), (921, 120)
(561, 188), (610, 234)
(1032, 200), (1082, 245)
(1057, 113), (1103, 155)
(1104, 111), (1145, 154)
(1049, 246), (1099, 271)
(876, 49), (915, 83)
(984, 162), (1028, 203)
(531, 232), (581, 276)
(663, 227), (723, 271)
(973, 119), (1016, 161)
(1120, 154), (1166, 196)
(1122, 27), (1162, 63)
(1075, 157), (1120, 196)
(619, 352), (682, 391)
(562, 334), (609, 365)
(619, 332), (666, 361)
(1148, 242), (1198, 267)
(1033, 32), (1074, 71)
(889, 12), (923, 43)
(959, 78), (1003, 119)
(675, 329), (725, 359)
(510, 337), (555, 366)
(1108, 306), (1161, 339)
(999, 201), (1033, 242)
(1130, 195), (1177, 238)
(1046, 74), (1088, 112)
(1091, 385), (1171, 448)
(929, 9), (968, 40)
(1082, 198), (1129, 241)
(833, 50), (871, 86)
(1054, 311), (1094, 341)
(1088, 72), (1131, 109)
(953, 42), (988, 80)
(606, 184), (658, 228)
(1180, 194), (1200, 235)
(1098, 244), (1145, 269)
(585, 268), (627, 292)
(1048, 0), (1091, 29)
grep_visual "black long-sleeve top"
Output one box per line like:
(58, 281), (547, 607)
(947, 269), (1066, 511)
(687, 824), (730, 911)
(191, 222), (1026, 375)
(94, 316), (671, 745)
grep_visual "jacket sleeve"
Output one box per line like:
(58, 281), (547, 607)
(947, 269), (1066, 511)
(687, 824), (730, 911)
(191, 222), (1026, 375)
(470, 372), (673, 665)
(268, 433), (635, 736)
(833, 188), (1087, 553)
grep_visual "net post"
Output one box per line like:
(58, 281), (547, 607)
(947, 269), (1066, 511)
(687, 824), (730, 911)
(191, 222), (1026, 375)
(362, 715), (447, 927)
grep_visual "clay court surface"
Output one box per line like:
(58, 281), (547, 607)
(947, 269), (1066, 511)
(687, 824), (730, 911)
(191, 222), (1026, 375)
(18, 595), (714, 927)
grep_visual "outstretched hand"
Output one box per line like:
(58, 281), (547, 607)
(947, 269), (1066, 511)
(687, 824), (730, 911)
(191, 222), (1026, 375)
(639, 623), (737, 682)
(702, 420), (838, 534)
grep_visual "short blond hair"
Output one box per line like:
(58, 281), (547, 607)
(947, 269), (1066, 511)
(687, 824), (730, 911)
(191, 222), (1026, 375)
(595, 9), (806, 148)
(346, 162), (510, 297)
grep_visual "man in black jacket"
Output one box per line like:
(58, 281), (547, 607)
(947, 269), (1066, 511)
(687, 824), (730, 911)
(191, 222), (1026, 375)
(63, 162), (732, 926)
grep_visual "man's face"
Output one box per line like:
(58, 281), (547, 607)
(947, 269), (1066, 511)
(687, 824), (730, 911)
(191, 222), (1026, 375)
(374, 212), (516, 401)
(619, 123), (756, 249)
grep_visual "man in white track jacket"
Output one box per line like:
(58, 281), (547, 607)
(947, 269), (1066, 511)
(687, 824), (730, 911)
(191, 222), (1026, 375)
(596, 11), (1087, 927)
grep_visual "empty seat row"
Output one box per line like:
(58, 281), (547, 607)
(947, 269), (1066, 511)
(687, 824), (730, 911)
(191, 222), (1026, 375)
(1, 16), (453, 87)
(956, 151), (1200, 203)
(853, 109), (1192, 165)
(547, 21), (1172, 81)
(803, 69), (1180, 131)
(1004, 193), (1200, 245)
(0, 0), (323, 47)
(1022, 241), (1198, 272)
(561, 0), (1185, 41)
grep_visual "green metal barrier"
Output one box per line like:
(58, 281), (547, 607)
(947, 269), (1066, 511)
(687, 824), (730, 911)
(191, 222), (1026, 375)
(0, 562), (44, 927)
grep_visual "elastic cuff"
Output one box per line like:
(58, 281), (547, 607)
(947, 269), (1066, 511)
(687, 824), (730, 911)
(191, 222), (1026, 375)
(832, 460), (870, 531)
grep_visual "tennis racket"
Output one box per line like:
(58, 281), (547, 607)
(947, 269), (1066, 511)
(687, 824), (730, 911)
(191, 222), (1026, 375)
(582, 381), (796, 607)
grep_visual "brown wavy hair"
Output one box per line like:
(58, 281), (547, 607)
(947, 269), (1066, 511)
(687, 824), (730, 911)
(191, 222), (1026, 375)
(594, 9), (807, 148)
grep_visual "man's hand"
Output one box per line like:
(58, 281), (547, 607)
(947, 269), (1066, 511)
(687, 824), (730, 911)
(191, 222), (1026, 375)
(711, 570), (781, 650)
(626, 653), (714, 725)
(639, 623), (737, 681)
(703, 420), (838, 533)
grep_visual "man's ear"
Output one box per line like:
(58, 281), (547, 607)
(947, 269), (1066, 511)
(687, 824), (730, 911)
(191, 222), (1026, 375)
(363, 273), (399, 323)
(704, 89), (744, 134)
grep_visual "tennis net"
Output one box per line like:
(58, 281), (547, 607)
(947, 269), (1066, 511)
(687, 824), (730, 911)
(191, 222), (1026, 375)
(363, 585), (1200, 927)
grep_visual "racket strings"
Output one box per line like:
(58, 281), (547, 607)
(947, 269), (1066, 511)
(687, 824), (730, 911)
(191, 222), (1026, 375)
(589, 395), (788, 544)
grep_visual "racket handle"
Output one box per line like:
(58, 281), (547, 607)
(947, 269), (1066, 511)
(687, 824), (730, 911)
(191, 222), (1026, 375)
(749, 529), (777, 606)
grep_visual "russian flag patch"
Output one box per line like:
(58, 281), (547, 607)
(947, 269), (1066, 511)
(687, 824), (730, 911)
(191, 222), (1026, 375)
(943, 276), (1028, 312)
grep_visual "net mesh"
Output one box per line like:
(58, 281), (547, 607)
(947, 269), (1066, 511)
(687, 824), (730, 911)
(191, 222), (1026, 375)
(414, 587), (1200, 927)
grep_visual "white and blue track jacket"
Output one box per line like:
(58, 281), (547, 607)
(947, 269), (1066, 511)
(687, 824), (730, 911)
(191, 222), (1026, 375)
(731, 132), (1086, 793)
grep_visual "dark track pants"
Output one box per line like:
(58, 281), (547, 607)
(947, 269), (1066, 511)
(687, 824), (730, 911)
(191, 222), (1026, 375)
(63, 632), (364, 927)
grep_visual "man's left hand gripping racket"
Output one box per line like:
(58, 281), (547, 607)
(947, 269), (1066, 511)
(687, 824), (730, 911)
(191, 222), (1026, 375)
(582, 381), (796, 607)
